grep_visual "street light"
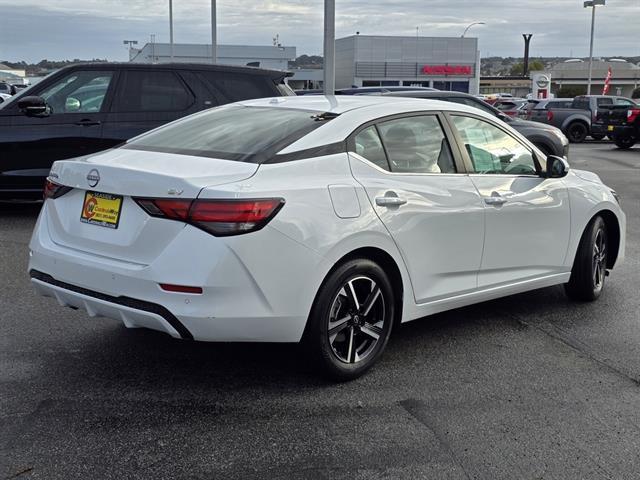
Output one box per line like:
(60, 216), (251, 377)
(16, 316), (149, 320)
(584, 0), (605, 95)
(461, 22), (485, 38)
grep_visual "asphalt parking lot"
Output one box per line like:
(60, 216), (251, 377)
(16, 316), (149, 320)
(1, 142), (639, 479)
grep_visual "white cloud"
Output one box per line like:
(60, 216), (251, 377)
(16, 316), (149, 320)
(0, 0), (638, 61)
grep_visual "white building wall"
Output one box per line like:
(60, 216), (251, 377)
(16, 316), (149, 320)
(130, 43), (296, 71)
(334, 35), (479, 91)
(335, 37), (356, 88)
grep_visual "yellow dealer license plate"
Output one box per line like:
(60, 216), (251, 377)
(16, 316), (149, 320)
(80, 191), (123, 229)
(608, 125), (615, 131)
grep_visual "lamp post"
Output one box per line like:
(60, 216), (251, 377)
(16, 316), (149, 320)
(323, 0), (335, 95)
(584, 0), (605, 95)
(461, 22), (485, 38)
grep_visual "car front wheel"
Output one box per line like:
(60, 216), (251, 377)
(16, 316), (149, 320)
(565, 216), (608, 301)
(305, 258), (395, 381)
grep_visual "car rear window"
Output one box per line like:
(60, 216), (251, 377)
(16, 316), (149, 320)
(123, 105), (331, 163)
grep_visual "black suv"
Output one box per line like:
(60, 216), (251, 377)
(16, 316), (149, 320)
(0, 63), (293, 199)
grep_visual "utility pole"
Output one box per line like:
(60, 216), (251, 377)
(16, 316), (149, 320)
(522, 34), (533, 77)
(211, 0), (217, 64)
(169, 0), (174, 61)
(323, 0), (335, 94)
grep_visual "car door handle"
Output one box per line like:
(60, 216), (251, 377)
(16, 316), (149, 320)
(484, 196), (508, 206)
(75, 119), (101, 126)
(375, 196), (407, 207)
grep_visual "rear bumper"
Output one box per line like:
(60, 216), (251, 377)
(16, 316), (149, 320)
(610, 125), (636, 138)
(0, 187), (45, 200)
(30, 270), (190, 339)
(28, 201), (325, 343)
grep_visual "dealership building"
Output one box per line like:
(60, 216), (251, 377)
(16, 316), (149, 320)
(546, 59), (640, 97)
(129, 43), (296, 71)
(335, 35), (480, 94)
(128, 35), (481, 94)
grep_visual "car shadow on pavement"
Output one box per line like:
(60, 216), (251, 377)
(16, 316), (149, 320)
(41, 284), (594, 393)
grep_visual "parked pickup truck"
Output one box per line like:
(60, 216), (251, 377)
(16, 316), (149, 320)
(530, 95), (637, 143)
(595, 103), (640, 149)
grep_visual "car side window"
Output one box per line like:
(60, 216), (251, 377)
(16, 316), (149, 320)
(38, 71), (114, 114)
(197, 72), (275, 104)
(451, 115), (538, 175)
(377, 116), (456, 174)
(445, 97), (496, 116)
(113, 70), (193, 112)
(615, 98), (635, 106)
(597, 98), (613, 106)
(354, 126), (390, 170)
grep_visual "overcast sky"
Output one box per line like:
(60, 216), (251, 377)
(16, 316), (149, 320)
(0, 0), (638, 63)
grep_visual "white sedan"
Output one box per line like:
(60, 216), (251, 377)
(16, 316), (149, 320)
(29, 96), (626, 380)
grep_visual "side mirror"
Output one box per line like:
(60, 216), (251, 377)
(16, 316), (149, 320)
(546, 155), (570, 178)
(17, 96), (48, 116)
(65, 97), (81, 112)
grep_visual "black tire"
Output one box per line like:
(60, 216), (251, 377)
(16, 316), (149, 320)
(566, 122), (588, 143)
(305, 258), (395, 381)
(590, 134), (605, 141)
(613, 134), (637, 150)
(564, 216), (608, 302)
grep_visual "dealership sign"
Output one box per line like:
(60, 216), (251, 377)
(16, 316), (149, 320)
(422, 65), (473, 76)
(535, 75), (550, 88)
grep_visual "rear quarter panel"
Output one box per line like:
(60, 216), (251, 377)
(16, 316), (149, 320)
(198, 153), (416, 326)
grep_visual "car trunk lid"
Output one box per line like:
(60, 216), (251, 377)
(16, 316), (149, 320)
(44, 149), (258, 264)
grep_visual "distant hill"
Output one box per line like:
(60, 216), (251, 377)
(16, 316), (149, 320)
(1, 59), (108, 75)
(480, 56), (640, 76)
(5, 55), (639, 77)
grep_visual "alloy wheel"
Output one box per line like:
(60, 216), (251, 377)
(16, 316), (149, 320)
(592, 228), (607, 290)
(327, 275), (386, 364)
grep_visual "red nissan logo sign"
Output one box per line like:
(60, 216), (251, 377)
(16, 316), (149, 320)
(421, 65), (472, 76)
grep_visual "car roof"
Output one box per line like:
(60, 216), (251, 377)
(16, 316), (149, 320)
(378, 90), (476, 99)
(54, 62), (290, 78)
(239, 94), (474, 114)
(237, 95), (495, 155)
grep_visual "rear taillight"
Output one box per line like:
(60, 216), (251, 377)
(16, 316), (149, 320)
(134, 197), (285, 236)
(43, 179), (72, 200)
(627, 108), (640, 124)
(546, 110), (554, 122)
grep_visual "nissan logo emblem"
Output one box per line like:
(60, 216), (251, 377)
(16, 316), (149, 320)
(87, 169), (100, 188)
(536, 75), (550, 89)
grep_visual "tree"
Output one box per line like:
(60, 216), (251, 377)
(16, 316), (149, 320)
(556, 85), (587, 98)
(632, 87), (640, 99)
(509, 60), (545, 76)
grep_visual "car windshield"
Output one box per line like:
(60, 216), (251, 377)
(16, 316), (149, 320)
(124, 105), (332, 163)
